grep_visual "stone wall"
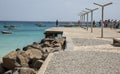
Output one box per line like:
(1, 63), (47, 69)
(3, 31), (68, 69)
(0, 37), (66, 74)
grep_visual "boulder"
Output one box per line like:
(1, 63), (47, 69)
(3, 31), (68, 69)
(2, 51), (29, 70)
(25, 49), (43, 60)
(13, 67), (36, 74)
(0, 63), (5, 74)
(23, 45), (32, 51)
(29, 58), (44, 70)
(2, 51), (21, 70)
(16, 48), (21, 51)
(33, 60), (44, 70)
(16, 52), (29, 67)
(19, 67), (36, 74)
(31, 42), (41, 49)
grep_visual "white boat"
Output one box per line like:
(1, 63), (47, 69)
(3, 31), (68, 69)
(1, 31), (12, 34)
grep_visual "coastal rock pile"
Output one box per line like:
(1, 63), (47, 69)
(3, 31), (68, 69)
(0, 37), (66, 74)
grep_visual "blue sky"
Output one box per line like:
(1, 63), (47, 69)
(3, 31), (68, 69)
(0, 0), (119, 21)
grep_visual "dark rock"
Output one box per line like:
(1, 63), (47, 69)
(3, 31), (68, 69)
(33, 60), (44, 70)
(33, 42), (38, 45)
(29, 58), (43, 70)
(28, 58), (38, 68)
(0, 63), (5, 74)
(23, 45), (32, 51)
(16, 48), (21, 51)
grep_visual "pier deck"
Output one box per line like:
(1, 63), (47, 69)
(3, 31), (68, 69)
(38, 27), (120, 74)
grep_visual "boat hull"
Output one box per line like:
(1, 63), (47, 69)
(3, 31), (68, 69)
(1, 31), (12, 34)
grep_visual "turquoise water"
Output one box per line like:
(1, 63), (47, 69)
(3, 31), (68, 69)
(0, 21), (56, 58)
(0, 21), (101, 58)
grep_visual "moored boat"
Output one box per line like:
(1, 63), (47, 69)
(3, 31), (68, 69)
(1, 31), (12, 34)
(3, 25), (16, 30)
(35, 23), (46, 27)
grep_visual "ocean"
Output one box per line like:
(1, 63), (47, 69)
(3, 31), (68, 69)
(0, 21), (57, 58)
(0, 21), (100, 58)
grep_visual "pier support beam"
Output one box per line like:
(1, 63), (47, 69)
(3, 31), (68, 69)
(85, 8), (98, 33)
(94, 2), (112, 38)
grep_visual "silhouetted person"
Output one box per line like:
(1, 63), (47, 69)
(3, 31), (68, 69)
(56, 20), (58, 27)
(93, 20), (96, 27)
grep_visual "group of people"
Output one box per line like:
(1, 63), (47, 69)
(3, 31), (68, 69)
(77, 20), (96, 27)
(99, 19), (120, 29)
(56, 19), (120, 29)
(77, 19), (120, 29)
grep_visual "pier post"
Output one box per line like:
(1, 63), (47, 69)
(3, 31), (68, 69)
(85, 8), (98, 33)
(83, 11), (90, 30)
(86, 13), (89, 30)
(94, 2), (112, 38)
(80, 12), (85, 26)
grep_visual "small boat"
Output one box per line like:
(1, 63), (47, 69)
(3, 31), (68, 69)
(35, 23), (46, 27)
(61, 23), (75, 27)
(3, 25), (16, 30)
(3, 25), (9, 28)
(1, 31), (12, 34)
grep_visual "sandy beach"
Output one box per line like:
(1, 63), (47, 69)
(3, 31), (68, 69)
(38, 27), (120, 74)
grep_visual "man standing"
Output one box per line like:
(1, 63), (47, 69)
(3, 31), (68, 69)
(56, 19), (58, 27)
